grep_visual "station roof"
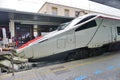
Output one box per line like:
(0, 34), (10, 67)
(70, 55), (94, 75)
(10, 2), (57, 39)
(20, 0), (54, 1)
(0, 8), (74, 25)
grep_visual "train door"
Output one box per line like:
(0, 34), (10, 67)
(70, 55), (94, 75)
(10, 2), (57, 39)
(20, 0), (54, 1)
(65, 30), (75, 51)
(57, 33), (66, 53)
(111, 20), (120, 42)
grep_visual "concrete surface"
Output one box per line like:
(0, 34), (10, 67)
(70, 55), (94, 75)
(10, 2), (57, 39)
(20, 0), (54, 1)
(1, 51), (120, 80)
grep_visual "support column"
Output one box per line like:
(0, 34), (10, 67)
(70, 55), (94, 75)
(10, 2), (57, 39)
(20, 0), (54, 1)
(9, 20), (15, 38)
(33, 25), (38, 37)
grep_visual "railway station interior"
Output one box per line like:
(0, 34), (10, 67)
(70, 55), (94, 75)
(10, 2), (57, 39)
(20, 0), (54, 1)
(0, 0), (120, 80)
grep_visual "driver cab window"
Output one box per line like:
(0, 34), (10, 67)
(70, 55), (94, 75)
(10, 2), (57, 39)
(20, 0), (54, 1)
(76, 15), (96, 25)
(75, 20), (97, 32)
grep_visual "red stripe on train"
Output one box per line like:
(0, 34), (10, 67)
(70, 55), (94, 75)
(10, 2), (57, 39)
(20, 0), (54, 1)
(18, 36), (43, 49)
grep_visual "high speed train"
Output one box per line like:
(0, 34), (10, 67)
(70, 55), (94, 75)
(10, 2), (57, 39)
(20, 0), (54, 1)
(1, 13), (120, 71)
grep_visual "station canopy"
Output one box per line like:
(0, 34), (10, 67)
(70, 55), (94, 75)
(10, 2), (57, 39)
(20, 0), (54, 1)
(0, 8), (73, 26)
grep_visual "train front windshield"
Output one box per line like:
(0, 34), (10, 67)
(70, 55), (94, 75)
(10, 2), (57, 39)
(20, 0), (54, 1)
(57, 22), (70, 31)
(56, 16), (85, 31)
(56, 18), (82, 31)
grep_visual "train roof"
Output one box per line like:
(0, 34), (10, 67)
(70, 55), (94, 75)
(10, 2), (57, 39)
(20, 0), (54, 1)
(93, 14), (120, 21)
(77, 13), (120, 21)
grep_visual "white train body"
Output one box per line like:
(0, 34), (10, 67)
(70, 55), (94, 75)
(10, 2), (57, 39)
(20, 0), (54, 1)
(15, 14), (120, 60)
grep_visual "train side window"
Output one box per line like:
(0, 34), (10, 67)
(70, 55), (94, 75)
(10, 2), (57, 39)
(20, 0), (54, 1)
(117, 27), (120, 35)
(75, 20), (97, 32)
(76, 15), (96, 25)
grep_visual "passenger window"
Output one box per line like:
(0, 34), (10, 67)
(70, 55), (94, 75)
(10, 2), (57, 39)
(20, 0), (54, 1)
(117, 27), (120, 35)
(75, 20), (97, 32)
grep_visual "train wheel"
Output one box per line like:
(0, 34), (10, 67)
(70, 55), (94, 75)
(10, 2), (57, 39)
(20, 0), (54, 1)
(78, 49), (89, 59)
(65, 52), (79, 62)
(89, 48), (99, 57)
(65, 49), (89, 62)
(89, 48), (105, 57)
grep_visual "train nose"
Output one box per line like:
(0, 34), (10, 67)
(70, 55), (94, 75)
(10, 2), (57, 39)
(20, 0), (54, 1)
(12, 49), (25, 58)
(23, 46), (33, 58)
(14, 46), (33, 59)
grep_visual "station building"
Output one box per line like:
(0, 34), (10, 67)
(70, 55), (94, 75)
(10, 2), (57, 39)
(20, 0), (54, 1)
(38, 2), (89, 17)
(38, 2), (117, 17)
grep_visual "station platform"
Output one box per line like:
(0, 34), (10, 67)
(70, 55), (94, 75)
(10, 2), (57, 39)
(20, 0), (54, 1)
(1, 51), (120, 80)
